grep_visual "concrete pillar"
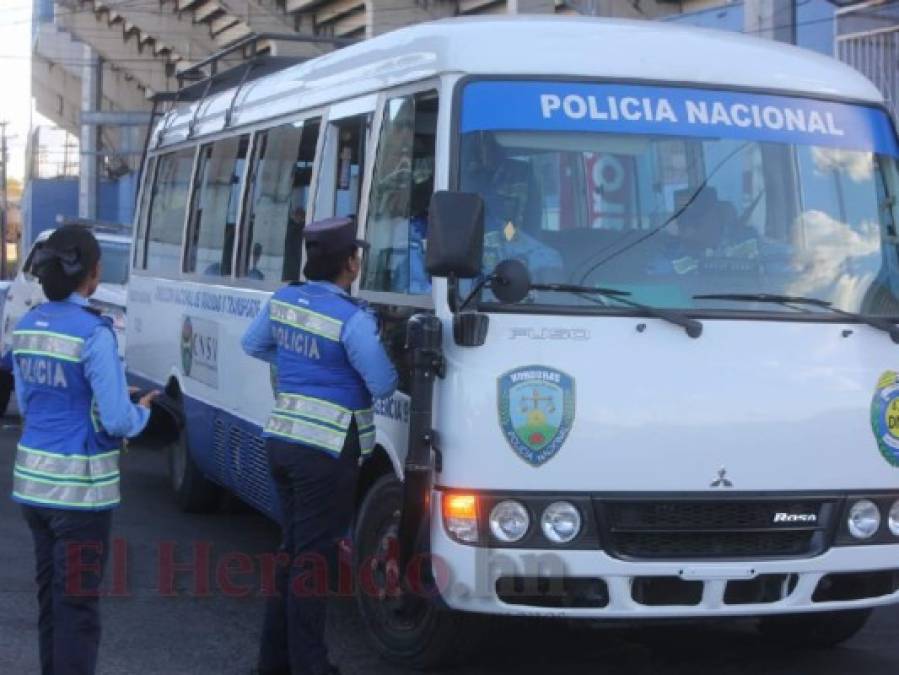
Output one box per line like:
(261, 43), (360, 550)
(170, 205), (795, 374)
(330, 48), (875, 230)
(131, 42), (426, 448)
(744, 0), (796, 44)
(507, 0), (554, 13)
(366, 0), (456, 38)
(79, 44), (101, 220)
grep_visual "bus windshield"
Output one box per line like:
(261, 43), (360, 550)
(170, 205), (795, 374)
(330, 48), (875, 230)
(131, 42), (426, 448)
(458, 80), (899, 317)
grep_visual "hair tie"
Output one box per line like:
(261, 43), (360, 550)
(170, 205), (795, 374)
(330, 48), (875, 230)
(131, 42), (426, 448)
(32, 247), (84, 278)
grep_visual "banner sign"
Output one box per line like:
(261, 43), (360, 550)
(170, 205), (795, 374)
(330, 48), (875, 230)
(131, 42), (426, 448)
(460, 80), (899, 156)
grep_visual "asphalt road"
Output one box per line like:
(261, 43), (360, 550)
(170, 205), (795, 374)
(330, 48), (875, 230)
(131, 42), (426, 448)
(3, 414), (899, 675)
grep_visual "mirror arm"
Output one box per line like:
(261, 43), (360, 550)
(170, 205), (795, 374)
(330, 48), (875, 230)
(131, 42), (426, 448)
(458, 274), (493, 313)
(447, 273), (459, 313)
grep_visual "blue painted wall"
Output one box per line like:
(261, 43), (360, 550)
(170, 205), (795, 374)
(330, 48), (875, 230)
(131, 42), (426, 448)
(21, 175), (136, 250)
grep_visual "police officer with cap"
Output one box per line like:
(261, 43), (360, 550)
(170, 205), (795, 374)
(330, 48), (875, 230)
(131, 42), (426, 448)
(242, 217), (397, 675)
(10, 225), (158, 675)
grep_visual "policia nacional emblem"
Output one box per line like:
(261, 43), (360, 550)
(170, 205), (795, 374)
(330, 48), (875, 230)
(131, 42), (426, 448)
(498, 366), (576, 467)
(871, 370), (899, 467)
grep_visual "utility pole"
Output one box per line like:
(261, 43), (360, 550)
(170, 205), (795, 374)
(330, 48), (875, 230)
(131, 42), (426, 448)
(0, 121), (9, 280)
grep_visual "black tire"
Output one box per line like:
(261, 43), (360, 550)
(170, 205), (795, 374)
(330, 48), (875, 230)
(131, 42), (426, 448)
(0, 369), (12, 417)
(757, 608), (872, 648)
(167, 419), (220, 513)
(354, 474), (481, 670)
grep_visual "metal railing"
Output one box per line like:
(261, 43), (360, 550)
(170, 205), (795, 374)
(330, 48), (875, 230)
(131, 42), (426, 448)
(836, 1), (899, 119)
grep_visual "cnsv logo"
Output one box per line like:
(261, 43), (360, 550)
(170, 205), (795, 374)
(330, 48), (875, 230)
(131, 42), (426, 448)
(181, 316), (219, 377)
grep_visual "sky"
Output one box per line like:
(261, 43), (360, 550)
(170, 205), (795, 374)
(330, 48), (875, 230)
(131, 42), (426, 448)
(0, 0), (36, 181)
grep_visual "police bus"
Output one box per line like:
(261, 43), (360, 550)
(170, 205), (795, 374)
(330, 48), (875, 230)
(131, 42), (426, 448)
(128, 16), (899, 666)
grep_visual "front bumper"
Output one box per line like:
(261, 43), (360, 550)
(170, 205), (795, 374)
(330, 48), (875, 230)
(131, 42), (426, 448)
(430, 491), (899, 618)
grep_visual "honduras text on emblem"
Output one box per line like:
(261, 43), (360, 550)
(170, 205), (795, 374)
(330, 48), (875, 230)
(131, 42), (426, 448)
(498, 366), (575, 466)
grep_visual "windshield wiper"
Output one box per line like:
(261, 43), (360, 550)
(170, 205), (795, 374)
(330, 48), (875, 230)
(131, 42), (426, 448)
(693, 293), (899, 344)
(534, 283), (703, 338)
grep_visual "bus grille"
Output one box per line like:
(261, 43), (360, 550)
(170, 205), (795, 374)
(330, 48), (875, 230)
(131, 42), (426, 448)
(598, 499), (834, 560)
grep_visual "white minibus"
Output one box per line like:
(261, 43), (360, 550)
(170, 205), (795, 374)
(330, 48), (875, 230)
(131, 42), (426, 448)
(127, 16), (899, 666)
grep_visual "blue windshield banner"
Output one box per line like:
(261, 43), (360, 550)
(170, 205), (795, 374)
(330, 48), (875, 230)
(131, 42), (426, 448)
(460, 80), (899, 157)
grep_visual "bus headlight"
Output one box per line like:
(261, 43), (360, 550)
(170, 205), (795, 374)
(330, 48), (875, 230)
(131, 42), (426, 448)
(889, 500), (899, 537)
(489, 500), (530, 543)
(848, 499), (881, 540)
(541, 501), (582, 544)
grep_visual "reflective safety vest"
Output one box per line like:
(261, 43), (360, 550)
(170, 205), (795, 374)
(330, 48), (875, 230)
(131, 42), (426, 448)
(265, 283), (375, 456)
(11, 302), (122, 510)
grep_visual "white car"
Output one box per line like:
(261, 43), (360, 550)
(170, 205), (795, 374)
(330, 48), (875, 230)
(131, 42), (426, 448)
(0, 227), (130, 414)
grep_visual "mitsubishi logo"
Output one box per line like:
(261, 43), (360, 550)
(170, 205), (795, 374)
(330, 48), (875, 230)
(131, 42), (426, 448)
(710, 467), (733, 488)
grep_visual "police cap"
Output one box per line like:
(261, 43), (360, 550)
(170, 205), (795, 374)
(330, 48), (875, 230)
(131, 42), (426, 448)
(304, 217), (369, 257)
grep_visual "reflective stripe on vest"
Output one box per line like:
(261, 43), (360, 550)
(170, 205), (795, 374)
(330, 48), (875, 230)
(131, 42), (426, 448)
(15, 445), (120, 480)
(13, 472), (120, 509)
(270, 300), (342, 342)
(13, 445), (121, 508)
(265, 413), (346, 454)
(354, 409), (375, 431)
(275, 393), (353, 429)
(359, 430), (375, 455)
(12, 330), (84, 362)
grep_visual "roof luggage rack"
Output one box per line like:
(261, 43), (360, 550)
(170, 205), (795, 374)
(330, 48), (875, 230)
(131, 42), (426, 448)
(137, 32), (354, 202)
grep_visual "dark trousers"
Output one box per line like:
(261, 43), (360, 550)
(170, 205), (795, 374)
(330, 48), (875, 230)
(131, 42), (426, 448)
(21, 505), (112, 675)
(258, 428), (361, 675)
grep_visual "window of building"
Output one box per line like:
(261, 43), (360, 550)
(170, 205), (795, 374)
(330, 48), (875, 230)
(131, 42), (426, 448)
(184, 135), (249, 276)
(362, 91), (438, 295)
(144, 148), (196, 276)
(239, 118), (320, 283)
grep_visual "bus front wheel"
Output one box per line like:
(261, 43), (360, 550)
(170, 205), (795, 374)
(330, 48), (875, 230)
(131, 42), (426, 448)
(354, 475), (481, 670)
(167, 418), (220, 513)
(757, 608), (872, 648)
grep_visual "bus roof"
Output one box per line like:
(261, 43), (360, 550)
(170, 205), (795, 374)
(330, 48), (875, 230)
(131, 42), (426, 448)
(152, 16), (884, 148)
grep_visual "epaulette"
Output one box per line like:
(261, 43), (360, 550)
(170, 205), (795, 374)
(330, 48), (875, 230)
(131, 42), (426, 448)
(343, 295), (369, 310)
(82, 305), (103, 317)
(288, 281), (306, 287)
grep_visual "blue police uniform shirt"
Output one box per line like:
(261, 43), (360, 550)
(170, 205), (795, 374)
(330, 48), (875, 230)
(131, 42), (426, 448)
(242, 281), (398, 400)
(13, 293), (149, 437)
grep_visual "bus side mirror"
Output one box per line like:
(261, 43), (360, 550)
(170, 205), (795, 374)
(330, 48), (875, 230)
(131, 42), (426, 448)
(426, 191), (484, 279)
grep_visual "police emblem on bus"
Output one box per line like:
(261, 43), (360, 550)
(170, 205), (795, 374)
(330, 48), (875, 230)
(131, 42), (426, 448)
(181, 316), (193, 377)
(497, 366), (575, 467)
(871, 370), (899, 467)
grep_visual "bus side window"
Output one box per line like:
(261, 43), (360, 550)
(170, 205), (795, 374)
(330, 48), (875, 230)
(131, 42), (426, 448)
(239, 118), (321, 283)
(184, 135), (249, 277)
(315, 114), (369, 221)
(362, 91), (438, 295)
(144, 148), (196, 276)
(133, 155), (157, 268)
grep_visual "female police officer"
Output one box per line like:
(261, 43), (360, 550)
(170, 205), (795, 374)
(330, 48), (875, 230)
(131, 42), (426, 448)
(242, 217), (397, 675)
(10, 225), (157, 675)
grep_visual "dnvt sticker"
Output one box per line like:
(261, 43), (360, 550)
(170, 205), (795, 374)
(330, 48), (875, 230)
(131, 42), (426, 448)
(871, 370), (899, 467)
(498, 366), (576, 466)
